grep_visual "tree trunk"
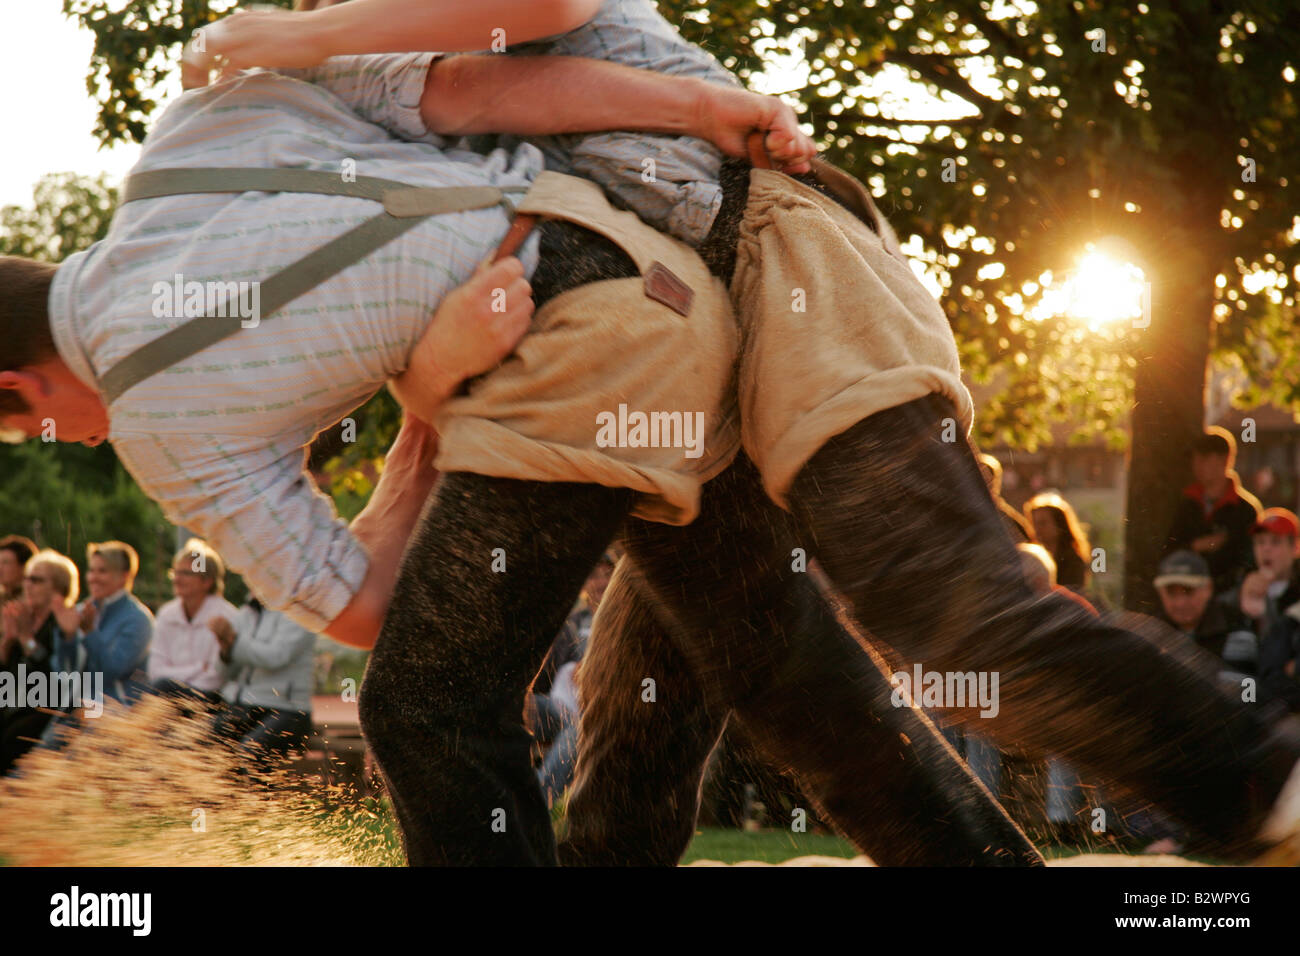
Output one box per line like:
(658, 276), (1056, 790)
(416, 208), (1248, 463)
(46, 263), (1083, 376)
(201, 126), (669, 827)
(1122, 235), (1217, 613)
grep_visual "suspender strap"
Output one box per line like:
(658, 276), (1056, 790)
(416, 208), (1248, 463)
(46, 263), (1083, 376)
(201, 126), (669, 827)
(98, 167), (518, 405)
(121, 167), (509, 217)
(492, 213), (539, 264)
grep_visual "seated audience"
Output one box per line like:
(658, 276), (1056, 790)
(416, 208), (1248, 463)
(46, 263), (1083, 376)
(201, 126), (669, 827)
(1164, 426), (1262, 595)
(149, 538), (239, 701)
(211, 597), (316, 762)
(69, 541), (154, 705)
(0, 549), (78, 772)
(1023, 492), (1091, 595)
(0, 535), (37, 619)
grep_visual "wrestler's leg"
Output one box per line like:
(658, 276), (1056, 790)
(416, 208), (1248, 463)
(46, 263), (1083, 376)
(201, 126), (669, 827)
(559, 558), (730, 866)
(360, 473), (631, 866)
(576, 454), (1042, 865)
(789, 394), (1300, 855)
(359, 217), (642, 866)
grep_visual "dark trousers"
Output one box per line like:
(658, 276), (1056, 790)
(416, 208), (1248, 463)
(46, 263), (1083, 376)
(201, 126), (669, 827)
(360, 218), (1034, 866)
(360, 217), (642, 866)
(361, 473), (633, 865)
(786, 393), (1300, 856)
(151, 677), (224, 707)
(212, 703), (312, 759)
(560, 453), (1042, 866)
(0, 707), (53, 775)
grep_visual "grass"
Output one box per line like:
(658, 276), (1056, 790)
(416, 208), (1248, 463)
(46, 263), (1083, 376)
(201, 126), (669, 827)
(681, 827), (859, 864)
(321, 793), (861, 865)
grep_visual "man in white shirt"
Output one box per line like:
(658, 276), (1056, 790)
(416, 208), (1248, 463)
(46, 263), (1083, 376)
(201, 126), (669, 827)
(148, 538), (239, 700)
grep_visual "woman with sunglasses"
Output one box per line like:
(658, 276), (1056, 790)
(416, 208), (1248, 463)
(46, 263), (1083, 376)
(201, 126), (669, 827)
(0, 549), (80, 773)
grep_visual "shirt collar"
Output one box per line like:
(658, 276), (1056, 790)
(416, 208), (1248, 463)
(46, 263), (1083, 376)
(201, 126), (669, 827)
(47, 250), (101, 393)
(1184, 475), (1242, 510)
(97, 588), (129, 609)
(183, 593), (226, 622)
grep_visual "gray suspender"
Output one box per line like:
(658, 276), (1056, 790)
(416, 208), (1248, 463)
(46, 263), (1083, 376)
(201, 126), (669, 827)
(98, 167), (521, 405)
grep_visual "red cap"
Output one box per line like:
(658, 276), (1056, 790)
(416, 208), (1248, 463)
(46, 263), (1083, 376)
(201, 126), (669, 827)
(1252, 507), (1300, 538)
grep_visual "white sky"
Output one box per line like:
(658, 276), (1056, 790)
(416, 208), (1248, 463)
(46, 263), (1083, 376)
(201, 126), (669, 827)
(0, 2), (155, 209)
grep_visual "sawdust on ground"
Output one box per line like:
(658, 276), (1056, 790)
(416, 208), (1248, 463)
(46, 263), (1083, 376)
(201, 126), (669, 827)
(0, 694), (392, 867)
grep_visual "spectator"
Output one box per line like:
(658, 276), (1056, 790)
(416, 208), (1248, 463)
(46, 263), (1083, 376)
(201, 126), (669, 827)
(1236, 509), (1300, 718)
(1019, 542), (1098, 616)
(1235, 509), (1300, 626)
(0, 548), (78, 671)
(977, 453), (1032, 544)
(0, 549), (78, 772)
(1218, 508), (1300, 674)
(1259, 598), (1300, 719)
(0, 535), (37, 615)
(529, 552), (616, 806)
(1154, 549), (1254, 684)
(1023, 492), (1091, 594)
(211, 597), (316, 763)
(67, 541), (154, 706)
(1164, 426), (1262, 595)
(148, 538), (239, 701)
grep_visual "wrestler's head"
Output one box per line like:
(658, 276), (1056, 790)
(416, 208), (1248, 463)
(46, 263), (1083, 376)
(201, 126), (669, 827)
(0, 256), (110, 446)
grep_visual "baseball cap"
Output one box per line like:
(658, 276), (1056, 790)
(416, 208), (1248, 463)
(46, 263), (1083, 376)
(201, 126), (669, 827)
(1154, 550), (1211, 589)
(1252, 508), (1300, 538)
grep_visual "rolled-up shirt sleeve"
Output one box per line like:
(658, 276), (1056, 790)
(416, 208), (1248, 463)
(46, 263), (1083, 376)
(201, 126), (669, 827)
(112, 430), (369, 634)
(274, 53), (444, 145)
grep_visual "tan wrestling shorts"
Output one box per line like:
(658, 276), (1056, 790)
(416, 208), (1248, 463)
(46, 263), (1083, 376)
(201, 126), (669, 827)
(732, 162), (975, 507)
(432, 172), (741, 526)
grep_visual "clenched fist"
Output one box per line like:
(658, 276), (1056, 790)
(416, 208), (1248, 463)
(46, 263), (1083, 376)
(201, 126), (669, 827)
(389, 255), (534, 423)
(692, 84), (817, 174)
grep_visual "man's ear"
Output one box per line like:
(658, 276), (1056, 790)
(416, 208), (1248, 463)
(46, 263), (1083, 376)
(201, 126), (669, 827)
(0, 370), (40, 392)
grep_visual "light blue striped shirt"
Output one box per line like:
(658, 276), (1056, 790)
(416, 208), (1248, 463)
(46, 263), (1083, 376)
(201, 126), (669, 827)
(495, 0), (742, 245)
(48, 55), (543, 632)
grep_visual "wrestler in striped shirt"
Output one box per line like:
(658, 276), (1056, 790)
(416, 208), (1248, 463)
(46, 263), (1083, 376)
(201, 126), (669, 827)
(0, 41), (810, 647)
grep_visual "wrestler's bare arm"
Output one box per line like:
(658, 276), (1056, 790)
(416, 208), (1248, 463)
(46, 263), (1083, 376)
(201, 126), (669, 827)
(184, 11), (812, 169)
(183, 0), (601, 79)
(421, 54), (813, 172)
(329, 257), (533, 648)
(326, 413), (439, 649)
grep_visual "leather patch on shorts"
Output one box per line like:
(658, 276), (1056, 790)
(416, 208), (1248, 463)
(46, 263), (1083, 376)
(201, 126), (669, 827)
(643, 261), (694, 317)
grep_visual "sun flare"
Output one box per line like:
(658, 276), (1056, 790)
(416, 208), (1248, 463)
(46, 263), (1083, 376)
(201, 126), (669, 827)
(1031, 250), (1149, 331)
